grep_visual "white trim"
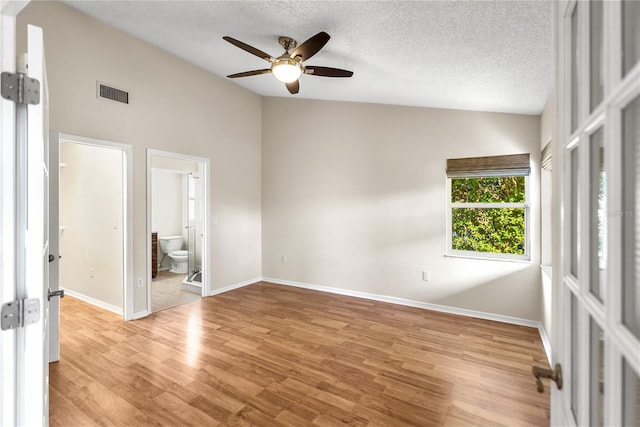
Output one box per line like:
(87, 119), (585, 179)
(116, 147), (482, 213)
(147, 149), (211, 314)
(130, 310), (150, 320)
(0, 6), (19, 426)
(208, 277), (261, 297)
(450, 202), (527, 209)
(57, 133), (134, 320)
(538, 323), (553, 365)
(262, 276), (540, 328)
(445, 251), (530, 262)
(62, 288), (123, 316)
(446, 175), (531, 262)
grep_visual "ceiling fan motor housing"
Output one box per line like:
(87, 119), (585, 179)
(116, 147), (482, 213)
(278, 36), (297, 52)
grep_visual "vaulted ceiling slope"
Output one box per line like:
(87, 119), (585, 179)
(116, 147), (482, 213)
(61, 0), (552, 115)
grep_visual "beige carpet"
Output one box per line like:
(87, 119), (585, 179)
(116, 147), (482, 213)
(151, 270), (200, 312)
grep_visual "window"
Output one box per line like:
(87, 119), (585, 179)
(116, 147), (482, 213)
(446, 153), (530, 261)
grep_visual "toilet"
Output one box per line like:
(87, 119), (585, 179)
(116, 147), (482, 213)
(158, 235), (188, 273)
(168, 250), (189, 273)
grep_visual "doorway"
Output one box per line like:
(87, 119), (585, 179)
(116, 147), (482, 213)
(147, 149), (210, 313)
(54, 134), (131, 315)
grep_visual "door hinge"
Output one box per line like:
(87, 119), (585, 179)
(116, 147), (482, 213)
(1, 298), (40, 331)
(1, 72), (40, 105)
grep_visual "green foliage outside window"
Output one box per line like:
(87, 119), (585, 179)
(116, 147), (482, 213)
(451, 176), (526, 254)
(451, 176), (525, 203)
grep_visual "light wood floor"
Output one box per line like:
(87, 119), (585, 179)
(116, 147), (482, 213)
(51, 282), (550, 426)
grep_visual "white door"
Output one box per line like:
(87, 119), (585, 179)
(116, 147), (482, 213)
(48, 130), (60, 363)
(554, 1), (640, 426)
(0, 12), (49, 425)
(0, 3), (23, 425)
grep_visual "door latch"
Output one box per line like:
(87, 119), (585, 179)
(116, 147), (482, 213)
(532, 363), (563, 392)
(1, 298), (40, 330)
(48, 288), (64, 301)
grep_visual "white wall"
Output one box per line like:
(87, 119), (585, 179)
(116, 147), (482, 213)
(17, 1), (262, 315)
(151, 170), (183, 267)
(59, 142), (123, 309)
(262, 97), (542, 321)
(540, 91), (556, 344)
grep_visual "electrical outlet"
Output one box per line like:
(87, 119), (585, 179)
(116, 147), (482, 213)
(281, 255), (287, 263)
(89, 267), (94, 279)
(422, 271), (430, 282)
(137, 277), (144, 288)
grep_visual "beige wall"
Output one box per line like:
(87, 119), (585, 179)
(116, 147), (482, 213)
(262, 97), (542, 321)
(17, 1), (262, 315)
(59, 142), (123, 309)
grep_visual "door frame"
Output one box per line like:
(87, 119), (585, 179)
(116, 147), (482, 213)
(56, 133), (134, 320)
(146, 148), (211, 314)
(0, 4), (20, 425)
(1, 2), (35, 425)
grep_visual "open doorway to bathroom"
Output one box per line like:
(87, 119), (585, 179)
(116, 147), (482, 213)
(147, 150), (210, 312)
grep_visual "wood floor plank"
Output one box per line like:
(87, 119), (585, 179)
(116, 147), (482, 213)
(50, 282), (550, 426)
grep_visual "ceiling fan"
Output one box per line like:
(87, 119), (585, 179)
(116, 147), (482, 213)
(223, 31), (353, 95)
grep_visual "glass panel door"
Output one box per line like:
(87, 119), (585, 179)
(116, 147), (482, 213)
(187, 174), (198, 282)
(622, 95), (640, 339)
(555, 1), (640, 426)
(590, 127), (606, 301)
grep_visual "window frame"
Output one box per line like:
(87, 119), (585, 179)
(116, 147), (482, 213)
(445, 174), (531, 262)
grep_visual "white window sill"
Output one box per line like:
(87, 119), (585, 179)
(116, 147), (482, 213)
(444, 253), (531, 263)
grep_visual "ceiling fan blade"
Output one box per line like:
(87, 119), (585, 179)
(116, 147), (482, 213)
(305, 66), (353, 78)
(290, 31), (330, 62)
(223, 36), (273, 62)
(227, 69), (271, 78)
(286, 80), (299, 94)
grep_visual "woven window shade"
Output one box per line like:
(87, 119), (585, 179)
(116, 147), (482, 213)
(446, 153), (531, 177)
(541, 143), (552, 171)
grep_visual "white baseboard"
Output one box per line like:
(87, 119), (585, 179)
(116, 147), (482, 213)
(538, 323), (553, 364)
(262, 276), (540, 329)
(62, 288), (123, 316)
(130, 310), (150, 320)
(208, 277), (262, 297)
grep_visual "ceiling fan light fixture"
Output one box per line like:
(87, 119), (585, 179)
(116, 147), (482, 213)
(271, 59), (302, 83)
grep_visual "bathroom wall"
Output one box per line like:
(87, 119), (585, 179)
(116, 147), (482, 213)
(151, 170), (184, 268)
(59, 141), (124, 310)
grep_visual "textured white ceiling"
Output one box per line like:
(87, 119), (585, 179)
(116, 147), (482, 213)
(61, 0), (552, 115)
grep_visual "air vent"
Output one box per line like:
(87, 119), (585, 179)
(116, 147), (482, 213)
(97, 81), (129, 104)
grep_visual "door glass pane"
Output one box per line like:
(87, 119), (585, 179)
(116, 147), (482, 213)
(590, 318), (604, 426)
(590, 128), (606, 301)
(571, 293), (580, 421)
(623, 0), (640, 76)
(590, 0), (604, 111)
(623, 359), (640, 427)
(622, 95), (640, 339)
(571, 148), (580, 277)
(571, 4), (579, 132)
